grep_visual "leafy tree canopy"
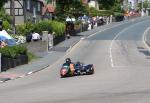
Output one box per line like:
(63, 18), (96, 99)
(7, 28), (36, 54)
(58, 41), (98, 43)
(98, 0), (122, 12)
(98, 0), (115, 10)
(0, 0), (8, 10)
(56, 0), (88, 21)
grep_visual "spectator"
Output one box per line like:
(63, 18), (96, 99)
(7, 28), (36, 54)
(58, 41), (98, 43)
(32, 31), (41, 41)
(0, 40), (7, 48)
(26, 32), (32, 42)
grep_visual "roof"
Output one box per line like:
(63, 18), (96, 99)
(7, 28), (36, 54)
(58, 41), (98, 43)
(42, 4), (55, 15)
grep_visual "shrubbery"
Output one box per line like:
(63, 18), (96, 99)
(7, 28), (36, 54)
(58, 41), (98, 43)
(50, 21), (65, 36)
(113, 12), (124, 22)
(0, 45), (30, 71)
(34, 20), (52, 34)
(0, 45), (27, 59)
(16, 22), (34, 36)
(89, 7), (113, 17)
(3, 20), (11, 30)
(16, 20), (65, 37)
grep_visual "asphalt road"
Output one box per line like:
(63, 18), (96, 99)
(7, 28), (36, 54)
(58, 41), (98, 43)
(1, 17), (150, 103)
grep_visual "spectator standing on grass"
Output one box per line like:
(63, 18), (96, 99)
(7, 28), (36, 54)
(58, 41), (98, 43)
(32, 31), (41, 41)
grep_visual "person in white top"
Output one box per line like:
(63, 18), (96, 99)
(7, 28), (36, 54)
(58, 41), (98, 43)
(32, 31), (41, 41)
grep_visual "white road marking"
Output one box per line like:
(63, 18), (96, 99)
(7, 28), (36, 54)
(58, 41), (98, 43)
(143, 27), (150, 51)
(110, 24), (139, 67)
(109, 25), (133, 67)
(110, 19), (150, 68)
(87, 22), (125, 39)
(27, 71), (33, 75)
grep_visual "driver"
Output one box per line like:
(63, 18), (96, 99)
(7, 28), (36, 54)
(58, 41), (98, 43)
(65, 58), (75, 75)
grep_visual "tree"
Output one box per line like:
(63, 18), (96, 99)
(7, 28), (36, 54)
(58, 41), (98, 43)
(98, 0), (122, 12)
(138, 0), (150, 10)
(0, 0), (8, 10)
(56, 0), (87, 21)
(98, 0), (116, 10)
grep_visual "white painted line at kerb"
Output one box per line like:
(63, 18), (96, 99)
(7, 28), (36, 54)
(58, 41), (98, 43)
(109, 26), (130, 68)
(143, 27), (150, 51)
(110, 19), (150, 68)
(109, 26), (129, 67)
(27, 71), (33, 75)
(87, 18), (138, 39)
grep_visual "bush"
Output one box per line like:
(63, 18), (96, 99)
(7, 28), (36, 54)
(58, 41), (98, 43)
(13, 45), (27, 55)
(0, 9), (12, 23)
(34, 20), (52, 34)
(113, 12), (124, 22)
(50, 21), (65, 36)
(3, 20), (11, 30)
(113, 12), (124, 17)
(34, 20), (65, 36)
(0, 45), (27, 58)
(9, 47), (17, 58)
(16, 22), (34, 36)
(90, 10), (113, 17)
(0, 47), (10, 57)
(16, 24), (26, 35)
(16, 20), (65, 37)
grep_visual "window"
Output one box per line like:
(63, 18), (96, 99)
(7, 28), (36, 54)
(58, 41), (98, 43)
(33, 7), (36, 18)
(27, 0), (30, 10)
(37, 2), (41, 12)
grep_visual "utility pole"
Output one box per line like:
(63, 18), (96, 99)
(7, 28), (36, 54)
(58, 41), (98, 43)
(11, 0), (15, 34)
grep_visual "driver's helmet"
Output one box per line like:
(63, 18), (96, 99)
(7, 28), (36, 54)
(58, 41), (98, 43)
(65, 58), (71, 64)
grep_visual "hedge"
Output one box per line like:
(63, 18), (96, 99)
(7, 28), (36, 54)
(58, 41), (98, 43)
(16, 20), (65, 37)
(90, 10), (113, 17)
(0, 45), (27, 59)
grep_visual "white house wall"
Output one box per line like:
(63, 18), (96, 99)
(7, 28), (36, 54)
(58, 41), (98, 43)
(15, 16), (24, 24)
(88, 0), (99, 10)
(4, 0), (24, 24)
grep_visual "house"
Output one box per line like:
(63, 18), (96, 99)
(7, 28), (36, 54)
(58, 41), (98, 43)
(4, 0), (56, 24)
(82, 0), (99, 10)
(25, 0), (45, 23)
(42, 0), (56, 20)
(88, 0), (99, 10)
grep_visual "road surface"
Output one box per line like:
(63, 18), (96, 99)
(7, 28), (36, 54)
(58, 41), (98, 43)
(1, 17), (150, 103)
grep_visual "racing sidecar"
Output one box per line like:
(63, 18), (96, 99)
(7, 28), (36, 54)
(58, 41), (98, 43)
(60, 62), (94, 78)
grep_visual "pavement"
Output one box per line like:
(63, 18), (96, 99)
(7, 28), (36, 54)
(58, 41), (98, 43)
(0, 21), (132, 83)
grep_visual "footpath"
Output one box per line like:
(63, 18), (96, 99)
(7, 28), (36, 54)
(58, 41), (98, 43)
(0, 22), (122, 82)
